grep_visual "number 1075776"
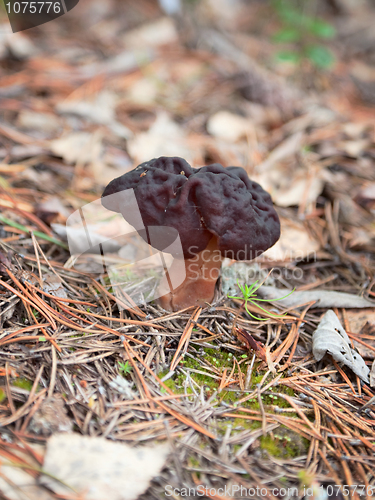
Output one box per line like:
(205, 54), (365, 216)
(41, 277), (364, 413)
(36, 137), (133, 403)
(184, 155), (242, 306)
(5, 2), (62, 14)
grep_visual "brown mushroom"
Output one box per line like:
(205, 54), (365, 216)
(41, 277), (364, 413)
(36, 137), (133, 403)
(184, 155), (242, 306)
(102, 156), (280, 311)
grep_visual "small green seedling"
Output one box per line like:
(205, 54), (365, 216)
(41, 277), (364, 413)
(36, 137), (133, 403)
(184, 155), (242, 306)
(118, 360), (132, 375)
(228, 280), (295, 321)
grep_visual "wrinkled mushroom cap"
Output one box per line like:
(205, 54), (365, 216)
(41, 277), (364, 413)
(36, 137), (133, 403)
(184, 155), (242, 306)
(102, 156), (280, 259)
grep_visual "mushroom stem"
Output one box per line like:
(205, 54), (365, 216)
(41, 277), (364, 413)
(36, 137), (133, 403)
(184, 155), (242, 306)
(157, 236), (223, 311)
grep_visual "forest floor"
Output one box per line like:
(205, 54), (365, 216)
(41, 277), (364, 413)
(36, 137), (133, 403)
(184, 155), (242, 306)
(0, 1), (375, 499)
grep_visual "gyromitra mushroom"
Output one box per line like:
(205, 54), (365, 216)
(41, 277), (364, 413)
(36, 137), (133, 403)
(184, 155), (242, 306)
(101, 156), (280, 311)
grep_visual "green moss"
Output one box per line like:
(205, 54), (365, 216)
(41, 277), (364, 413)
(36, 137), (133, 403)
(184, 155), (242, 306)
(216, 415), (261, 437)
(279, 385), (295, 397)
(198, 347), (236, 370)
(232, 417), (261, 431)
(188, 456), (201, 468)
(262, 392), (294, 409)
(260, 426), (309, 458)
(218, 389), (240, 403)
(12, 378), (33, 391)
(159, 345), (298, 416)
(160, 351), (222, 394)
(252, 373), (265, 385)
(163, 378), (183, 393)
(181, 356), (201, 370)
(260, 434), (282, 457)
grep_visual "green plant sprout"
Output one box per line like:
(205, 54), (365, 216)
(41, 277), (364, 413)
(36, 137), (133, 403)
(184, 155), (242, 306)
(118, 360), (132, 375)
(228, 280), (295, 321)
(272, 0), (336, 68)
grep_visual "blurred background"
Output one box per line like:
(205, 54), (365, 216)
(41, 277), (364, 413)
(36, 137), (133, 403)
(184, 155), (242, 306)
(0, 0), (374, 258)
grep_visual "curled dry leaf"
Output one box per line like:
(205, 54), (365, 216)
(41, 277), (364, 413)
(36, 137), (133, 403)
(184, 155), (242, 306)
(312, 309), (370, 383)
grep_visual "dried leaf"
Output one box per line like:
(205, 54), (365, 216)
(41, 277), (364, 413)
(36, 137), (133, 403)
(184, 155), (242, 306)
(40, 433), (170, 500)
(256, 167), (325, 207)
(258, 286), (375, 309)
(0, 465), (54, 500)
(0, 27), (38, 59)
(17, 110), (60, 133)
(355, 181), (375, 212)
(127, 112), (198, 165)
(338, 139), (370, 157)
(121, 17), (178, 48)
(207, 111), (253, 142)
(36, 196), (72, 221)
(49, 131), (103, 165)
(52, 223), (122, 255)
(312, 309), (370, 383)
(345, 308), (375, 359)
(57, 91), (132, 139)
(371, 360), (375, 388)
(262, 219), (320, 260)
(42, 273), (68, 299)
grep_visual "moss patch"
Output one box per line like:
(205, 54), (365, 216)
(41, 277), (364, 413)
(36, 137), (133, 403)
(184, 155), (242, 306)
(159, 343), (305, 462)
(260, 426), (309, 458)
(233, 417), (262, 431)
(160, 345), (297, 407)
(12, 377), (33, 391)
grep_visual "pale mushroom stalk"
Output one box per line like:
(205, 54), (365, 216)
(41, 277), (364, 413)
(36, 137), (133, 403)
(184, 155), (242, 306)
(157, 235), (223, 310)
